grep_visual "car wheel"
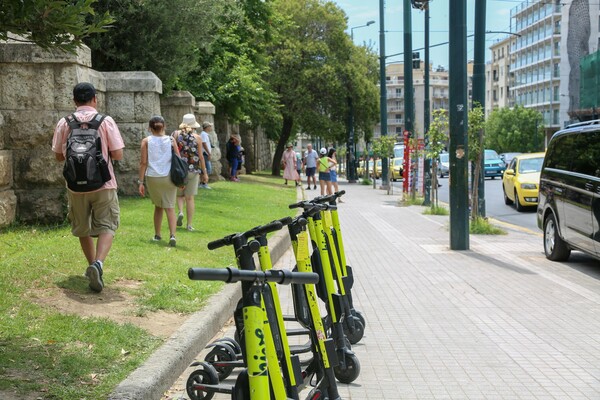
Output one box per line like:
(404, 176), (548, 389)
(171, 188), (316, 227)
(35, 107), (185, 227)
(503, 185), (513, 205)
(514, 189), (524, 211)
(543, 213), (571, 261)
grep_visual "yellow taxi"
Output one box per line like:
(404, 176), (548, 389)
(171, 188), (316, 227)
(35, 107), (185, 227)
(502, 152), (545, 211)
(390, 157), (404, 181)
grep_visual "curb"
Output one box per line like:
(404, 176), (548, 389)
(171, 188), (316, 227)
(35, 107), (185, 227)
(108, 187), (298, 400)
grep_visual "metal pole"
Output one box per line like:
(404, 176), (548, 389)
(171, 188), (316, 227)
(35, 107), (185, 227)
(379, 0), (388, 180)
(422, 5), (431, 206)
(449, 0), (469, 250)
(403, 0), (414, 196)
(473, 0), (486, 218)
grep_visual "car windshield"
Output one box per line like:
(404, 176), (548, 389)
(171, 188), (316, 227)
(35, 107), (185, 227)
(485, 150), (500, 160)
(395, 159), (403, 166)
(439, 153), (449, 162)
(393, 145), (404, 158)
(518, 157), (544, 174)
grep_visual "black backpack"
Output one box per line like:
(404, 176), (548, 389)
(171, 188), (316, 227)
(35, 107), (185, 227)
(62, 113), (111, 192)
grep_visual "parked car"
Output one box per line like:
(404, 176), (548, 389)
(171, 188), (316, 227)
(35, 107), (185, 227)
(357, 160), (365, 177)
(499, 152), (521, 167)
(484, 149), (506, 179)
(390, 157), (404, 181)
(502, 152), (545, 211)
(438, 152), (449, 178)
(373, 159), (382, 179)
(537, 120), (600, 262)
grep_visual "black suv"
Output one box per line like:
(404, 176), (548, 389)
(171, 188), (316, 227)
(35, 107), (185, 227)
(537, 120), (600, 261)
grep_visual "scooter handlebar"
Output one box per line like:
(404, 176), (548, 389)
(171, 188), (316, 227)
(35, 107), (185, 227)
(188, 267), (319, 285)
(243, 220), (283, 239)
(207, 233), (237, 250)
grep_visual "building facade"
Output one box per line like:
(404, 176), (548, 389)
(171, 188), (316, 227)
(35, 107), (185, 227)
(485, 36), (515, 117)
(510, 0), (600, 140)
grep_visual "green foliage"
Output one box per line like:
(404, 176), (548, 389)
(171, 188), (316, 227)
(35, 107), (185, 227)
(0, 175), (297, 399)
(0, 0), (114, 53)
(423, 205), (449, 215)
(401, 195), (425, 206)
(371, 136), (395, 158)
(361, 178), (372, 185)
(485, 105), (545, 153)
(267, 0), (380, 174)
(468, 104), (485, 163)
(426, 108), (449, 160)
(180, 0), (280, 128)
(85, 0), (223, 90)
(470, 217), (507, 235)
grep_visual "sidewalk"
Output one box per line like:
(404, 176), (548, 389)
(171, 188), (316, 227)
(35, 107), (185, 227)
(139, 180), (600, 399)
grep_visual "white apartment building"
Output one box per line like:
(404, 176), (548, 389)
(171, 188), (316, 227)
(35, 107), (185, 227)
(485, 36), (515, 117)
(510, 0), (600, 140)
(374, 62), (470, 141)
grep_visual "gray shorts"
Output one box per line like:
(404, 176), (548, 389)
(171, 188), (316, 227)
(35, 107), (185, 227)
(306, 167), (316, 177)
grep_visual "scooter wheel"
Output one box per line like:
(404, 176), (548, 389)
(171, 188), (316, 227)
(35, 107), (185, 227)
(353, 310), (366, 328)
(186, 362), (219, 400)
(334, 353), (361, 384)
(204, 343), (236, 381)
(344, 319), (365, 345)
(233, 369), (249, 400)
(215, 337), (242, 355)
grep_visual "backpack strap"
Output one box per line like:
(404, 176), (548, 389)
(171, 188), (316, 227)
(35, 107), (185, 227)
(65, 113), (106, 130)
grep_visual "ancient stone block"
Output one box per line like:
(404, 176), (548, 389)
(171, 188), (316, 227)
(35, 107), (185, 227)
(0, 150), (13, 187)
(134, 92), (161, 123)
(12, 148), (64, 188)
(0, 189), (17, 227)
(0, 64), (55, 109)
(1, 110), (59, 149)
(16, 188), (66, 225)
(106, 92), (136, 122)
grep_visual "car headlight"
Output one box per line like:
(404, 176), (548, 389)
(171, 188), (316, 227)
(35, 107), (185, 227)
(520, 183), (537, 190)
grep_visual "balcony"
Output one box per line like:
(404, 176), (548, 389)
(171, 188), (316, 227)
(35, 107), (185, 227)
(387, 119), (404, 126)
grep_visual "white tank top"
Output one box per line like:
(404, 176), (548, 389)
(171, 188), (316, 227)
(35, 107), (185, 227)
(146, 135), (173, 177)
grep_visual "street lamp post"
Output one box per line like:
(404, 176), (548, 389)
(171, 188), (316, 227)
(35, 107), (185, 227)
(348, 20), (375, 183)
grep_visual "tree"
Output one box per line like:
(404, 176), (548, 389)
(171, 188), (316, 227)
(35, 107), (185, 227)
(0, 0), (113, 53)
(485, 105), (544, 153)
(468, 104), (485, 218)
(180, 0), (280, 127)
(266, 0), (379, 176)
(371, 135), (395, 188)
(85, 0), (223, 90)
(426, 108), (449, 208)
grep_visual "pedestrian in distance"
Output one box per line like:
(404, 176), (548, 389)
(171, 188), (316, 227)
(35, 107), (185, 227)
(52, 82), (125, 293)
(303, 143), (319, 190)
(138, 116), (180, 247)
(296, 151), (302, 179)
(281, 143), (301, 186)
(172, 114), (209, 231)
(318, 147), (337, 196)
(225, 133), (242, 182)
(199, 121), (213, 189)
(327, 147), (343, 202)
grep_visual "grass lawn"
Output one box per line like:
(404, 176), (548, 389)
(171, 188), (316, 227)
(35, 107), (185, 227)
(0, 173), (297, 400)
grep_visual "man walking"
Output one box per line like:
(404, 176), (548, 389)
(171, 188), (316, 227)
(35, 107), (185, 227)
(52, 82), (125, 293)
(199, 121), (213, 189)
(303, 143), (319, 190)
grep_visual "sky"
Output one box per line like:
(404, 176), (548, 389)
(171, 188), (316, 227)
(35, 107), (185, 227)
(334, 0), (516, 68)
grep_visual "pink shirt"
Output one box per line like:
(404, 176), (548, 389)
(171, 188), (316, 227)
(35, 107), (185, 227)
(52, 106), (125, 191)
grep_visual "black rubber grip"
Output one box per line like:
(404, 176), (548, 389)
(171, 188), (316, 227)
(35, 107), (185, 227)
(289, 200), (309, 209)
(243, 220), (283, 239)
(207, 233), (237, 250)
(278, 216), (293, 226)
(335, 190), (346, 197)
(188, 267), (319, 285)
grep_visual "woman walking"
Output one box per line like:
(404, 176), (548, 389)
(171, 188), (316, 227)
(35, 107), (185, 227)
(327, 148), (343, 201)
(318, 147), (337, 196)
(281, 143), (301, 186)
(172, 114), (208, 231)
(138, 116), (179, 247)
(226, 133), (242, 181)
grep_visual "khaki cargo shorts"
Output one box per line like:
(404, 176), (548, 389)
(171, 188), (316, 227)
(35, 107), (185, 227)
(67, 189), (120, 237)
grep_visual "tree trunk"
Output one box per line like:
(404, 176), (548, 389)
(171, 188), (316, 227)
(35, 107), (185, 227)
(271, 115), (294, 176)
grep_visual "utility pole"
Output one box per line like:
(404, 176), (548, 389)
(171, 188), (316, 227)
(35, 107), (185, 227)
(422, 4), (431, 206)
(403, 0), (414, 196)
(473, 0), (486, 218)
(449, 0), (469, 250)
(379, 0), (388, 182)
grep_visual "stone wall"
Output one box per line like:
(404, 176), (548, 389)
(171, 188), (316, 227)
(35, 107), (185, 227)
(0, 40), (166, 225)
(0, 39), (274, 228)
